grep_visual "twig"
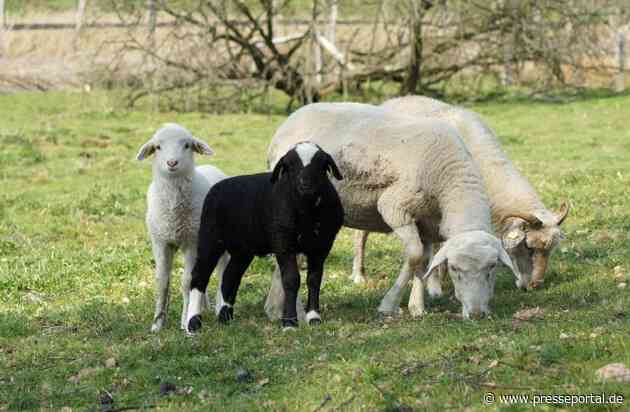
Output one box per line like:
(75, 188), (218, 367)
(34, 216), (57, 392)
(312, 393), (332, 412)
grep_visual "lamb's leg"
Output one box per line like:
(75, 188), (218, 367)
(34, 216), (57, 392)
(305, 254), (325, 325)
(214, 253), (230, 316)
(351, 230), (369, 284)
(264, 262), (306, 321)
(181, 247), (197, 330)
(216, 253), (254, 324)
(378, 225), (425, 315)
(276, 253), (301, 329)
(151, 241), (175, 332)
(408, 243), (433, 318)
(187, 247), (225, 334)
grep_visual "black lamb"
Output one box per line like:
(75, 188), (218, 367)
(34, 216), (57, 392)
(186, 142), (344, 332)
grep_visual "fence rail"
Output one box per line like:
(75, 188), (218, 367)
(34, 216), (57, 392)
(3, 19), (383, 31)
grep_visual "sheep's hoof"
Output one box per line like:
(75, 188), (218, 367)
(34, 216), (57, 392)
(408, 307), (425, 319)
(351, 274), (366, 285)
(305, 310), (321, 326)
(218, 306), (234, 324)
(150, 313), (166, 332)
(281, 318), (298, 330)
(528, 280), (544, 290)
(187, 315), (202, 334)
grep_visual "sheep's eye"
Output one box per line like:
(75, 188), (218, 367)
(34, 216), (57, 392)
(156, 145), (161, 150)
(184, 143), (190, 149)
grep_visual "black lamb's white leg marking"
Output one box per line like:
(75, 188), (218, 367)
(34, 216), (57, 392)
(186, 289), (205, 335)
(305, 310), (321, 325)
(305, 253), (327, 326)
(186, 244), (225, 335)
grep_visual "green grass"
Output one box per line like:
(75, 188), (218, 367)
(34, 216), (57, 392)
(1, 89), (629, 411)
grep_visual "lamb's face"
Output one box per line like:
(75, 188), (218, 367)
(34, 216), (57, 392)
(425, 231), (517, 319)
(271, 142), (343, 196)
(502, 203), (569, 289)
(136, 123), (213, 177)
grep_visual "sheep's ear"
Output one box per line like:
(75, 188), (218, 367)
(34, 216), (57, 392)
(270, 159), (285, 183)
(136, 140), (156, 161)
(191, 137), (214, 156)
(502, 227), (525, 250)
(423, 246), (448, 280)
(498, 246), (518, 278)
(324, 152), (343, 180)
(554, 201), (570, 225)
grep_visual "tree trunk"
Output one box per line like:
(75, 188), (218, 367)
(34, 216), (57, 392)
(501, 0), (518, 86)
(401, 0), (424, 95)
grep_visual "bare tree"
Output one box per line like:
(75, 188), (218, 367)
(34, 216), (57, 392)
(101, 0), (630, 112)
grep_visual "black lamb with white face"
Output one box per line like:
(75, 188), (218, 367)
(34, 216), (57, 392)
(187, 142), (344, 332)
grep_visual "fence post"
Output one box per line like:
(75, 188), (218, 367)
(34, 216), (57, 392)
(615, 31), (625, 92)
(0, 0), (5, 57)
(76, 0), (87, 30)
(147, 0), (157, 36)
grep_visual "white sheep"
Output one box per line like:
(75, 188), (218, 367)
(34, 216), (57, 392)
(358, 96), (567, 291)
(266, 103), (518, 319)
(136, 123), (229, 332)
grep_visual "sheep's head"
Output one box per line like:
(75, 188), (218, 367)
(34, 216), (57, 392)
(271, 142), (343, 197)
(136, 123), (213, 177)
(424, 231), (517, 320)
(501, 202), (569, 290)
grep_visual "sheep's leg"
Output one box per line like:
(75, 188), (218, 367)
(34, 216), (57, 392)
(305, 254), (325, 325)
(151, 242), (176, 332)
(264, 262), (306, 321)
(186, 247), (225, 334)
(377, 225), (425, 316)
(408, 243), (433, 318)
(276, 253), (301, 329)
(217, 253), (254, 324)
(351, 230), (369, 284)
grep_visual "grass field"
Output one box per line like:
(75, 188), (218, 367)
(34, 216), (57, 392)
(1, 90), (629, 411)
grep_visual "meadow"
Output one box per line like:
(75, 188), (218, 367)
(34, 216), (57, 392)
(0, 90), (629, 411)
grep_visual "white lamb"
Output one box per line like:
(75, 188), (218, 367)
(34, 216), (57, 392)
(136, 123), (229, 332)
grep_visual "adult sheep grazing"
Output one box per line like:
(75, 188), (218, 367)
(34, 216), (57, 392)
(351, 96), (569, 291)
(137, 123), (229, 332)
(186, 142), (344, 333)
(266, 103), (518, 319)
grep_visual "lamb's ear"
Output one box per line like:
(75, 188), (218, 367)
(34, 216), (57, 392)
(191, 137), (214, 156)
(136, 140), (156, 161)
(498, 246), (518, 279)
(502, 227), (526, 250)
(270, 159), (285, 183)
(324, 152), (343, 180)
(423, 246), (448, 280)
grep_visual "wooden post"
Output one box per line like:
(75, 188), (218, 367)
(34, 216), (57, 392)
(0, 0), (5, 29)
(76, 0), (87, 31)
(615, 31), (625, 92)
